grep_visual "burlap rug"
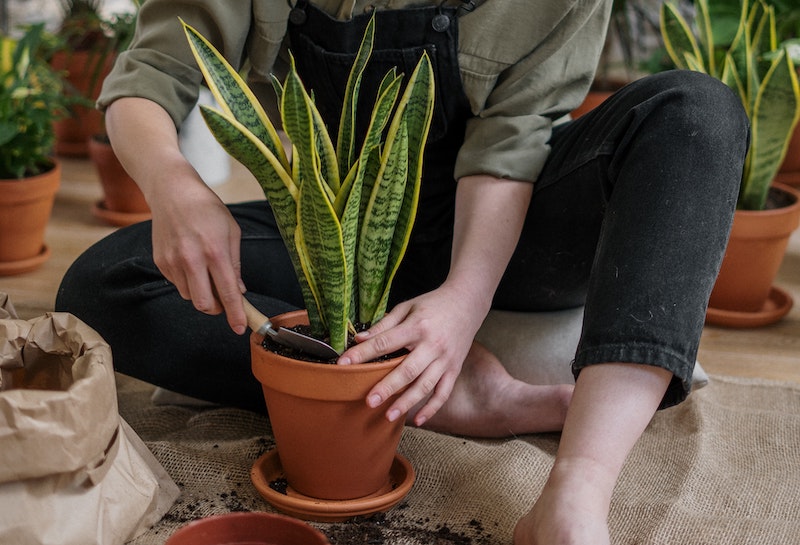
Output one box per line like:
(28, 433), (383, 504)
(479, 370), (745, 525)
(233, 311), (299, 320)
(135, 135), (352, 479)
(119, 373), (800, 545)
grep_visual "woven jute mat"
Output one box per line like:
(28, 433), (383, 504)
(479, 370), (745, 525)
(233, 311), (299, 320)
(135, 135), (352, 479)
(119, 374), (800, 545)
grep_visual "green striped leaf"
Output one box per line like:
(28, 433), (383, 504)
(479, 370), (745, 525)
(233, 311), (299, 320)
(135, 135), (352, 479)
(661, 2), (703, 71)
(371, 53), (435, 322)
(358, 118), (409, 322)
(200, 106), (323, 327)
(741, 49), (800, 209)
(336, 15), (375, 178)
(297, 171), (349, 351)
(182, 20), (288, 171)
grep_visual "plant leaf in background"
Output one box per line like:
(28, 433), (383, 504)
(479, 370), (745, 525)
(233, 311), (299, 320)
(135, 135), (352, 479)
(661, 0), (800, 210)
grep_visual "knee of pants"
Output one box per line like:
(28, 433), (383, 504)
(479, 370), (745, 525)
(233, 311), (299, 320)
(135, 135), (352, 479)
(632, 70), (750, 151)
(610, 71), (750, 199)
(55, 222), (160, 320)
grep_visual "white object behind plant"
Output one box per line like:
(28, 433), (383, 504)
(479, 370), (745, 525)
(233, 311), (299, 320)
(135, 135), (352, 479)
(179, 87), (231, 187)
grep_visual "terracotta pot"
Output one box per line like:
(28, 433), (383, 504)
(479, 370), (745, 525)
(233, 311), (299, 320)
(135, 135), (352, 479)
(707, 183), (800, 324)
(571, 79), (628, 119)
(164, 512), (330, 545)
(776, 67), (800, 188)
(571, 90), (615, 119)
(0, 161), (61, 275)
(776, 121), (800, 188)
(50, 51), (114, 157)
(250, 310), (407, 501)
(88, 135), (151, 226)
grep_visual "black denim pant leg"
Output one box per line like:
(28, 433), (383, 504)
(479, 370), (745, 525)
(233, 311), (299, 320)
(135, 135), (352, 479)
(497, 70), (749, 407)
(56, 202), (303, 412)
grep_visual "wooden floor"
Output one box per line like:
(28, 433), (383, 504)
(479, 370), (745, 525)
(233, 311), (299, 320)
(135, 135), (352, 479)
(2, 157), (799, 384)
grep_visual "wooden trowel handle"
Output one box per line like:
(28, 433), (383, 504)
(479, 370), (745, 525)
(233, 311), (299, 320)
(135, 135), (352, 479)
(242, 297), (272, 336)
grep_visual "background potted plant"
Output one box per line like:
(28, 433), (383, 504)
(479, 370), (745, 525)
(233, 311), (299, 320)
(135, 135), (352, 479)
(183, 16), (433, 518)
(84, 1), (150, 226)
(573, 0), (672, 118)
(662, 0), (800, 327)
(773, 0), (800, 186)
(50, 0), (137, 157)
(0, 23), (69, 276)
(88, 124), (151, 226)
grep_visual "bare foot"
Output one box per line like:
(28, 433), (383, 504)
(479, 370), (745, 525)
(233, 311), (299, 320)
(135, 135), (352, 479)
(407, 341), (573, 437)
(514, 458), (613, 545)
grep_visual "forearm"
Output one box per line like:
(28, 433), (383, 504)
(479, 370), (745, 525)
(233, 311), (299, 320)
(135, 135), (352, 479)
(105, 97), (213, 207)
(446, 174), (533, 315)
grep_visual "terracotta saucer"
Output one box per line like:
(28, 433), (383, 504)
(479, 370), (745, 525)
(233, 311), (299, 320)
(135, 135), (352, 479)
(164, 511), (330, 545)
(706, 286), (793, 328)
(91, 199), (151, 227)
(250, 449), (415, 522)
(0, 245), (51, 276)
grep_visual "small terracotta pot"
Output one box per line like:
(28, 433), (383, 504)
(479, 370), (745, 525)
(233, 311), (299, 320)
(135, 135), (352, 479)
(251, 310), (406, 501)
(571, 79), (628, 119)
(50, 51), (113, 157)
(0, 161), (61, 274)
(88, 135), (151, 226)
(777, 123), (800, 188)
(708, 183), (800, 317)
(164, 512), (330, 545)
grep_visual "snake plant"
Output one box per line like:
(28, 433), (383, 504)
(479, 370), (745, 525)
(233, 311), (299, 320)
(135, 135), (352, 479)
(183, 17), (434, 354)
(661, 0), (800, 210)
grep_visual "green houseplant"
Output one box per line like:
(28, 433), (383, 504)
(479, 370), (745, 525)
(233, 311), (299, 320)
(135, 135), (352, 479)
(0, 23), (69, 275)
(662, 0), (800, 326)
(182, 17), (433, 515)
(51, 0), (139, 156)
(85, 1), (150, 226)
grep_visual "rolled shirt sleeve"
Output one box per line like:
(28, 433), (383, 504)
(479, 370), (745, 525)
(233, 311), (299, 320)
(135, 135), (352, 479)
(98, 0), (611, 183)
(454, 0), (612, 184)
(97, 0), (288, 129)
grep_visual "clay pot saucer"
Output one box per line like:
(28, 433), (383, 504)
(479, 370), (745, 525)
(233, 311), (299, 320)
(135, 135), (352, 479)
(91, 199), (151, 227)
(250, 449), (415, 522)
(0, 245), (51, 276)
(706, 286), (793, 328)
(164, 512), (330, 545)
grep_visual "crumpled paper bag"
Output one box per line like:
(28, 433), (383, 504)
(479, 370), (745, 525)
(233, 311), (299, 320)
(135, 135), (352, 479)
(0, 292), (180, 545)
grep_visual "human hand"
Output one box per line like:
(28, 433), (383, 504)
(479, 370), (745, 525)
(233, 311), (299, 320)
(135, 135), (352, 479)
(338, 284), (487, 426)
(149, 181), (247, 334)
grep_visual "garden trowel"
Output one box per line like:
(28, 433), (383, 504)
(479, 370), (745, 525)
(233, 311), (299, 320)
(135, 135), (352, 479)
(242, 297), (340, 360)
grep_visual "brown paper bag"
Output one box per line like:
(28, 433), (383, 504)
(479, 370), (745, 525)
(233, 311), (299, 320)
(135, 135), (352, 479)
(0, 293), (180, 545)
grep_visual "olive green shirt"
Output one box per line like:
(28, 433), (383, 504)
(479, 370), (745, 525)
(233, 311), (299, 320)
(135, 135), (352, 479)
(98, 0), (612, 184)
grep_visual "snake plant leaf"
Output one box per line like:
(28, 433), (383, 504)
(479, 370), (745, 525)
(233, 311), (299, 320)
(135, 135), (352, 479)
(182, 20), (288, 172)
(358, 118), (409, 322)
(741, 49), (800, 210)
(661, 2), (704, 72)
(662, 0), (800, 210)
(334, 74), (404, 323)
(199, 106), (320, 326)
(199, 106), (297, 202)
(308, 92), (340, 194)
(721, 54), (747, 115)
(297, 170), (350, 351)
(282, 57), (329, 197)
(335, 73), (403, 218)
(371, 54), (435, 322)
(186, 17), (435, 351)
(358, 53), (434, 323)
(293, 223), (325, 332)
(337, 15), (375, 178)
(696, 0), (716, 75)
